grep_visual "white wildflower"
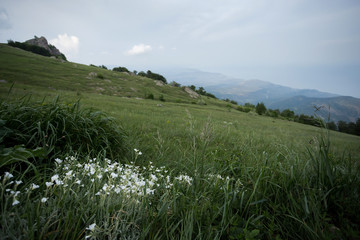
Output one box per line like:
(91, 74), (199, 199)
(15, 180), (23, 185)
(65, 170), (73, 177)
(55, 158), (63, 164)
(86, 223), (96, 231)
(4, 172), (13, 180)
(110, 172), (118, 178)
(31, 183), (40, 190)
(55, 179), (64, 185)
(51, 174), (59, 182)
(12, 199), (20, 206)
(46, 182), (54, 187)
(41, 197), (48, 203)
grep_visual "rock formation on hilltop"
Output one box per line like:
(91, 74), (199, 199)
(25, 36), (62, 57)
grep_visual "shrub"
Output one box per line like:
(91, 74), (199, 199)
(159, 95), (165, 102)
(145, 93), (154, 100)
(169, 81), (181, 87)
(236, 106), (251, 113)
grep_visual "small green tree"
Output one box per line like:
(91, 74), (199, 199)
(281, 109), (295, 119)
(255, 102), (267, 115)
(113, 66), (130, 73)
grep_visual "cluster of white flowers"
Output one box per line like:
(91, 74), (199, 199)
(174, 175), (193, 185)
(1, 172), (39, 206)
(49, 156), (174, 198)
(2, 153), (241, 210)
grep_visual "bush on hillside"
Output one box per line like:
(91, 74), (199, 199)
(159, 95), (165, 102)
(236, 106), (252, 113)
(145, 93), (154, 100)
(169, 81), (181, 87)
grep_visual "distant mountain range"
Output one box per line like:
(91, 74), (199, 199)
(163, 69), (360, 123)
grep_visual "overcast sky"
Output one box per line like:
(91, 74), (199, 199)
(1, 0), (360, 97)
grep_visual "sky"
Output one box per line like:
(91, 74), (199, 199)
(1, 0), (360, 97)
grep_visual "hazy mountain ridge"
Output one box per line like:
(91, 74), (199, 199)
(268, 95), (360, 123)
(163, 69), (358, 122)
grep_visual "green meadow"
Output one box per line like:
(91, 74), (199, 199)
(1, 44), (359, 239)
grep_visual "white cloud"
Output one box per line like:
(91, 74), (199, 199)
(49, 33), (79, 56)
(125, 43), (152, 56)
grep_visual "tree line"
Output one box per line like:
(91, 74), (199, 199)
(252, 102), (360, 136)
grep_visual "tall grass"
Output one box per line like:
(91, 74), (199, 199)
(1, 99), (359, 239)
(0, 96), (127, 171)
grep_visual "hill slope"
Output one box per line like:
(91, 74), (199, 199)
(0, 44), (210, 105)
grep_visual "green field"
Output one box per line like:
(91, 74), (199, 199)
(1, 44), (360, 239)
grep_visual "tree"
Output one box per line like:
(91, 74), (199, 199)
(337, 121), (348, 133)
(255, 102), (267, 115)
(197, 87), (206, 95)
(356, 118), (360, 136)
(326, 121), (337, 131)
(113, 66), (129, 73)
(244, 103), (255, 109)
(281, 109), (295, 119)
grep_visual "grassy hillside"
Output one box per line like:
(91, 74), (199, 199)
(1, 43), (360, 239)
(0, 44), (219, 105)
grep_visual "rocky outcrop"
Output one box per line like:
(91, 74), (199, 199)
(184, 87), (200, 98)
(25, 36), (62, 56)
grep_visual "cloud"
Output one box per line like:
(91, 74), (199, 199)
(126, 43), (152, 56)
(0, 8), (11, 29)
(49, 33), (79, 56)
